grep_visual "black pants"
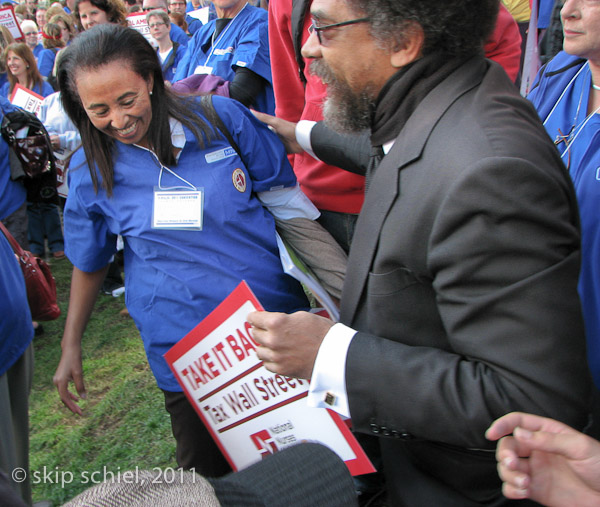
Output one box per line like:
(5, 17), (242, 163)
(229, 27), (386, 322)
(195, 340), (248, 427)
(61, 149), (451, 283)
(162, 389), (231, 478)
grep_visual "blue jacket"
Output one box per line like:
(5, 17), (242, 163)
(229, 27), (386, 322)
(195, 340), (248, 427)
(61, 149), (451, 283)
(159, 42), (187, 83)
(173, 4), (274, 114)
(64, 96), (308, 390)
(528, 51), (600, 387)
(0, 96), (26, 220)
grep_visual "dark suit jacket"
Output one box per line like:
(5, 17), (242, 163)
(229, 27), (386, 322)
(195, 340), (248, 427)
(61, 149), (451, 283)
(330, 56), (591, 505)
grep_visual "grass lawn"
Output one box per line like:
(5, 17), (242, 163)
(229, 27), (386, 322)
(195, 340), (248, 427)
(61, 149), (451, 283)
(29, 258), (176, 506)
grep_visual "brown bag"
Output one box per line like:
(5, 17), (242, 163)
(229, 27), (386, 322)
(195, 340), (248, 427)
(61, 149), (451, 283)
(0, 221), (61, 321)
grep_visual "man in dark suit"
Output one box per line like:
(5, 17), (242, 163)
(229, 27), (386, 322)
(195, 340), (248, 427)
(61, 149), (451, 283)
(248, 0), (592, 504)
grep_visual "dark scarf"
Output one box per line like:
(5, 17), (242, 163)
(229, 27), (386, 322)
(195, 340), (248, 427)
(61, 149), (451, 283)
(370, 52), (473, 147)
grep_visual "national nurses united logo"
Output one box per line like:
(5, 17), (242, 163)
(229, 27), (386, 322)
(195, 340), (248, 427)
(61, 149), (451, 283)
(232, 168), (246, 192)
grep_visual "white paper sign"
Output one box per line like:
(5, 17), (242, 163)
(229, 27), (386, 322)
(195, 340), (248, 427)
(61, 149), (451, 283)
(127, 13), (157, 48)
(188, 6), (210, 24)
(9, 84), (44, 117)
(164, 282), (374, 475)
(0, 7), (23, 41)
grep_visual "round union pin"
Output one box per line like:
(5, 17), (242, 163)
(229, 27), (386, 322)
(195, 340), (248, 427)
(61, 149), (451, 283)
(232, 168), (246, 192)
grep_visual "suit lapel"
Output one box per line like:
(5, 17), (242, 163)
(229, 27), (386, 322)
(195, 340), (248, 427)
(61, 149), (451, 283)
(340, 57), (486, 324)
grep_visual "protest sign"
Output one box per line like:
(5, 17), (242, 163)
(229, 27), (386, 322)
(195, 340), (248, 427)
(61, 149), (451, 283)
(165, 281), (374, 475)
(9, 84), (44, 116)
(127, 12), (157, 47)
(0, 6), (23, 41)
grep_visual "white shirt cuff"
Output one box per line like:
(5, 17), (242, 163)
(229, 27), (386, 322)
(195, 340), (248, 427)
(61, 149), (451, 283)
(257, 183), (320, 221)
(307, 322), (356, 419)
(295, 120), (318, 160)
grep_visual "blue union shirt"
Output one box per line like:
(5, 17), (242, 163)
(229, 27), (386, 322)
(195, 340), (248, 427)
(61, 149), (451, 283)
(173, 4), (274, 114)
(529, 51), (600, 387)
(64, 96), (308, 391)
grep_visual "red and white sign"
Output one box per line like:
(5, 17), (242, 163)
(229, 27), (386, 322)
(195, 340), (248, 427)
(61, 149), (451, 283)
(9, 84), (44, 117)
(164, 281), (374, 475)
(0, 6), (23, 41)
(127, 13), (156, 47)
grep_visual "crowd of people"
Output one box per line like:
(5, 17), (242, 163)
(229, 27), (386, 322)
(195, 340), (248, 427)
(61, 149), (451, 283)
(3, 0), (600, 505)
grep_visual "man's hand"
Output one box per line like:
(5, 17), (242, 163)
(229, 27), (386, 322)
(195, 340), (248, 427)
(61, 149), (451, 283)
(251, 110), (303, 154)
(486, 412), (600, 506)
(248, 310), (334, 380)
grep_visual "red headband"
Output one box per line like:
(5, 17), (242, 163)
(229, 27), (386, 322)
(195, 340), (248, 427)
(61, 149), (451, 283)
(41, 32), (61, 40)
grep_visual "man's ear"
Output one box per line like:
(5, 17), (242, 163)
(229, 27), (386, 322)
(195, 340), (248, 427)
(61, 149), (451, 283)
(390, 22), (424, 68)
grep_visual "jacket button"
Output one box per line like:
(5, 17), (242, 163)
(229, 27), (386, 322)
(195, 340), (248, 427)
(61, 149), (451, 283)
(370, 423), (380, 434)
(399, 432), (413, 440)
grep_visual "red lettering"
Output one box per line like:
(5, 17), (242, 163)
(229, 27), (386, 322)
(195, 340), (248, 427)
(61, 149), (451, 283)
(226, 334), (245, 361)
(237, 328), (256, 356)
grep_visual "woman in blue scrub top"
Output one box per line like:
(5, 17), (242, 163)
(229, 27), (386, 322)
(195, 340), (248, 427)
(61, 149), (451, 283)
(527, 0), (600, 388)
(52, 24), (324, 478)
(1, 43), (54, 98)
(173, 0), (275, 113)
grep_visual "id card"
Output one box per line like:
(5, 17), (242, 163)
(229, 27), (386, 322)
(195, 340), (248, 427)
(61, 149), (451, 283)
(152, 188), (204, 230)
(194, 65), (213, 75)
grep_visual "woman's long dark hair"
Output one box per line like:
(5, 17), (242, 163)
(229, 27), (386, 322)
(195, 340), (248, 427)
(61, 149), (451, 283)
(58, 24), (214, 196)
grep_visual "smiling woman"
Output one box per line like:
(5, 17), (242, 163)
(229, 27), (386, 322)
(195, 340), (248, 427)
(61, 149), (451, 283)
(52, 23), (345, 480)
(76, 62), (154, 147)
(73, 0), (128, 31)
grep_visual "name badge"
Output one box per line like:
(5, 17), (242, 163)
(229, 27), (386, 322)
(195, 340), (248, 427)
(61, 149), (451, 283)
(194, 65), (213, 75)
(152, 188), (204, 230)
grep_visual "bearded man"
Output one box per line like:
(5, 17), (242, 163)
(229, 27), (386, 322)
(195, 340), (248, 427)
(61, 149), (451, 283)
(248, 0), (592, 504)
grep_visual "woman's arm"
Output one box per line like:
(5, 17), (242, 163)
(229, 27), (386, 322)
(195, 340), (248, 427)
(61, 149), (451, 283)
(53, 264), (108, 415)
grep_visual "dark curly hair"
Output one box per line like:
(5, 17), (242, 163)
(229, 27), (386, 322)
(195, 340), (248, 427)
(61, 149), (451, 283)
(73, 0), (128, 31)
(346, 0), (499, 57)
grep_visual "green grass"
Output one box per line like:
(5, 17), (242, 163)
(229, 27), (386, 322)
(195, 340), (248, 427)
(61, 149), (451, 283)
(29, 258), (176, 506)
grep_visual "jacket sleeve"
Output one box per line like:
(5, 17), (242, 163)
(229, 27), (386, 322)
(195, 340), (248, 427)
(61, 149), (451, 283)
(345, 155), (591, 449)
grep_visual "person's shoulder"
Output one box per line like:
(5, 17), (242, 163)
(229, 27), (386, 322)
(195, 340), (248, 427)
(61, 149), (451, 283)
(0, 94), (15, 113)
(244, 4), (267, 22)
(543, 51), (587, 75)
(41, 80), (55, 97)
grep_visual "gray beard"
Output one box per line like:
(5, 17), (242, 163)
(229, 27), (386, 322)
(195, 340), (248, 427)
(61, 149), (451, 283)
(310, 59), (375, 134)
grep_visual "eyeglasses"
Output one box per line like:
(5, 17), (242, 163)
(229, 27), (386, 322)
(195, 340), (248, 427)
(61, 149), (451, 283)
(24, 31), (38, 36)
(308, 16), (370, 45)
(148, 22), (166, 28)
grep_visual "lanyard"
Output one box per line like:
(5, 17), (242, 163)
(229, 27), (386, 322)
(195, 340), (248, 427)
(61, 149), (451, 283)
(135, 143), (197, 191)
(203, 3), (248, 67)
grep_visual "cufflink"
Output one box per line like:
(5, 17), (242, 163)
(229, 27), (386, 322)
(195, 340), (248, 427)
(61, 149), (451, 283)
(324, 391), (336, 406)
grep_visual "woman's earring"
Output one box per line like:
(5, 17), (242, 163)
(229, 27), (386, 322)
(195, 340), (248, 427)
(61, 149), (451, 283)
(149, 91), (153, 96)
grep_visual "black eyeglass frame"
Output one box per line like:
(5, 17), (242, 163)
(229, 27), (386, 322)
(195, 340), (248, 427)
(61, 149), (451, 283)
(308, 16), (370, 45)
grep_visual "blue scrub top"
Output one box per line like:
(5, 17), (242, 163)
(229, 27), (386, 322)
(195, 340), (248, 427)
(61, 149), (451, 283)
(1, 80), (54, 98)
(64, 96), (308, 391)
(0, 232), (33, 377)
(159, 43), (187, 83)
(173, 4), (274, 114)
(529, 52), (600, 387)
(37, 48), (58, 78)
(0, 97), (26, 220)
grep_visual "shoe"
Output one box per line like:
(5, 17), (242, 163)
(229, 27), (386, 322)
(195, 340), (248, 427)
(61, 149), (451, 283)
(112, 286), (125, 297)
(33, 322), (45, 336)
(101, 281), (124, 295)
(52, 251), (65, 259)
